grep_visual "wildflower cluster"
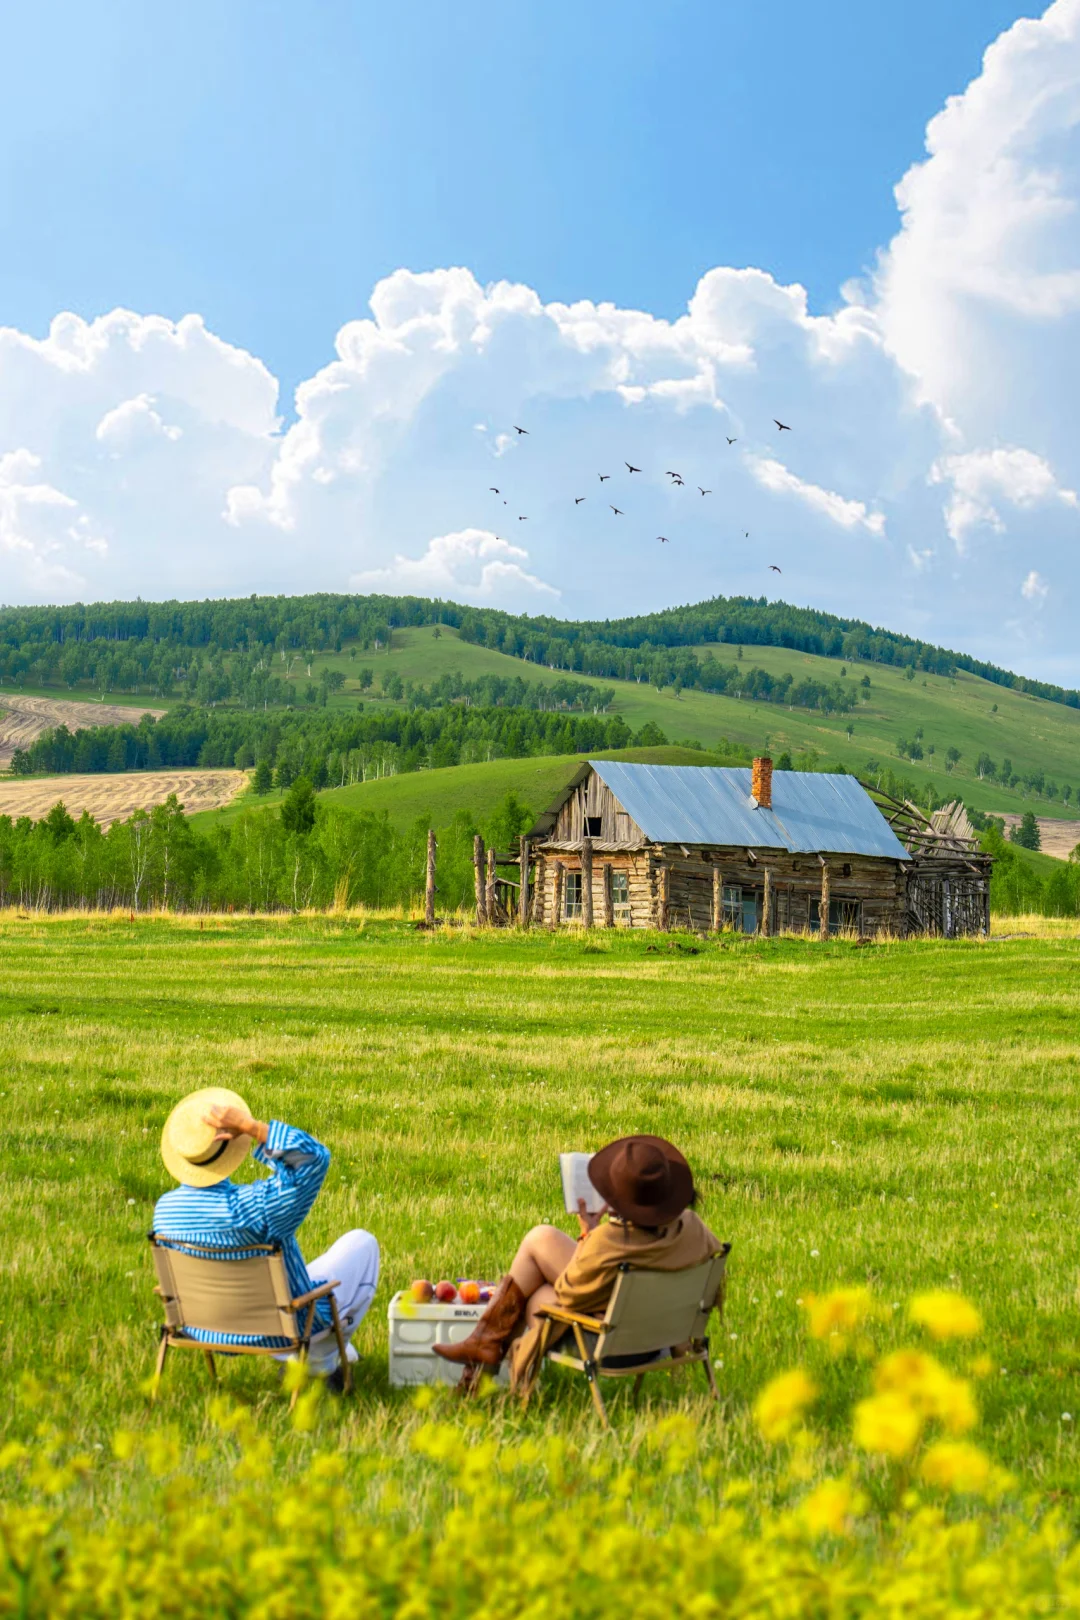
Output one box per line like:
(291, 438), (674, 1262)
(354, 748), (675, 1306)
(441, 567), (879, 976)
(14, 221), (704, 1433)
(0, 1292), (1075, 1616)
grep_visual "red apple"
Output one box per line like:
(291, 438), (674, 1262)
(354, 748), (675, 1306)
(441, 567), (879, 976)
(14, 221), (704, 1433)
(409, 1278), (435, 1304)
(458, 1280), (481, 1305)
(434, 1280), (457, 1303)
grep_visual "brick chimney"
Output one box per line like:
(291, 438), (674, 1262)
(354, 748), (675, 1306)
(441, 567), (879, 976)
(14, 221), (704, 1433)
(751, 755), (773, 810)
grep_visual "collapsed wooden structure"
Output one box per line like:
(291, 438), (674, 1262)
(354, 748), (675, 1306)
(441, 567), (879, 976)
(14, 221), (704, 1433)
(457, 758), (992, 938)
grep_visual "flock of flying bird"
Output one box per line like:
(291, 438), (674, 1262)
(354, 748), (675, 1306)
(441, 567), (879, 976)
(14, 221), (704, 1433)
(486, 418), (792, 573)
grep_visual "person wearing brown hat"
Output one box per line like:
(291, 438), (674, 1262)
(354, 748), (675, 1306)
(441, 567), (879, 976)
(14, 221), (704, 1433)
(154, 1088), (380, 1389)
(432, 1134), (721, 1394)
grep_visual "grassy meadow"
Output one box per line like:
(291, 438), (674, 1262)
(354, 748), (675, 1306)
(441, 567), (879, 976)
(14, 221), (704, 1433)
(3, 912), (1080, 1533)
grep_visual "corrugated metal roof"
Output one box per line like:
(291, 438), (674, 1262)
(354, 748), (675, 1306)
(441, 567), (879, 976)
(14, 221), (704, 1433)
(587, 762), (909, 859)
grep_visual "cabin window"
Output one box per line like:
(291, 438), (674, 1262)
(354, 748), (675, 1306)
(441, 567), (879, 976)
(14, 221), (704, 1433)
(723, 885), (759, 934)
(611, 870), (630, 921)
(585, 816), (602, 838)
(810, 898), (861, 935)
(564, 871), (583, 920)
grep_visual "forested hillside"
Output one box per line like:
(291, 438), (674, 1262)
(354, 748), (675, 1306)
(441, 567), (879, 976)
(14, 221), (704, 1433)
(2, 588), (1078, 710)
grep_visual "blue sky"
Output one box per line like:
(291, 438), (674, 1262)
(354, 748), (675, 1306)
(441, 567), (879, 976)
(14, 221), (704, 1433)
(3, 1), (1080, 684)
(1, 1), (1032, 397)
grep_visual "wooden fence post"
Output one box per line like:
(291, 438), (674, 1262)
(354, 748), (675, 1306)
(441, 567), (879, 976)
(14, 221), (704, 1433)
(656, 863), (670, 932)
(712, 864), (722, 932)
(602, 864), (614, 928)
(425, 829), (437, 928)
(473, 835), (487, 926)
(486, 848), (497, 925)
(582, 837), (593, 928)
(518, 837), (530, 928)
(552, 861), (564, 929)
(819, 858), (830, 938)
(762, 867), (772, 937)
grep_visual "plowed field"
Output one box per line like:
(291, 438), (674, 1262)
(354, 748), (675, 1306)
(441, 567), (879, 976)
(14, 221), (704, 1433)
(0, 769), (246, 828)
(0, 694), (165, 767)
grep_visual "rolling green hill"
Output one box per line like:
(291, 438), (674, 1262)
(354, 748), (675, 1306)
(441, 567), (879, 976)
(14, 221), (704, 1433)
(300, 625), (1080, 819)
(188, 745), (735, 834)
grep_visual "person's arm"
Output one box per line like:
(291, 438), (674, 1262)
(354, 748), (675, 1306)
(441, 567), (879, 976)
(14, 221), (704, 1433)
(206, 1106), (330, 1241)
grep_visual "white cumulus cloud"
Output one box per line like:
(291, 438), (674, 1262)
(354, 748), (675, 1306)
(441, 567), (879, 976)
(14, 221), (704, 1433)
(3, 5), (1080, 673)
(350, 528), (558, 603)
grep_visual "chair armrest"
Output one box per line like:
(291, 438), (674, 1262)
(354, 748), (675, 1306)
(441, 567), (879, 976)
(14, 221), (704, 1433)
(536, 1306), (607, 1332)
(290, 1280), (340, 1310)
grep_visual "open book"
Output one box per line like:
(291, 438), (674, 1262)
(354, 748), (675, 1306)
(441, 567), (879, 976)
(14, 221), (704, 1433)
(559, 1152), (606, 1215)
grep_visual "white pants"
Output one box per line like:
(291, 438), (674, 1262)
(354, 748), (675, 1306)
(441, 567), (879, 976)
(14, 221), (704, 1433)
(290, 1229), (380, 1375)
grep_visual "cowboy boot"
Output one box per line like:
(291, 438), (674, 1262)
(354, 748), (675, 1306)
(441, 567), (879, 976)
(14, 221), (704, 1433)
(432, 1276), (527, 1376)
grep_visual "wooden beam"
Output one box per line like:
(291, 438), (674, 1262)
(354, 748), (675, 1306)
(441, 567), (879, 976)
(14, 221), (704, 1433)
(762, 867), (772, 937)
(473, 834), (487, 927)
(425, 829), (437, 929)
(712, 864), (722, 933)
(602, 863), (614, 928)
(582, 837), (594, 928)
(485, 847), (497, 924)
(518, 837), (530, 929)
(819, 858), (830, 939)
(656, 863), (670, 932)
(552, 861), (565, 929)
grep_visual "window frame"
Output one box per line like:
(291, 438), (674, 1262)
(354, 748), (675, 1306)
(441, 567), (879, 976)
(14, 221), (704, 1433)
(564, 870), (583, 920)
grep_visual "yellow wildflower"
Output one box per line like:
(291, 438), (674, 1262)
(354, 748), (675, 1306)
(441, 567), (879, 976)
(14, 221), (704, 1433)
(801, 1477), (863, 1536)
(803, 1287), (875, 1341)
(874, 1349), (977, 1434)
(853, 1392), (923, 1459)
(920, 1440), (993, 1495)
(753, 1368), (818, 1443)
(908, 1290), (983, 1340)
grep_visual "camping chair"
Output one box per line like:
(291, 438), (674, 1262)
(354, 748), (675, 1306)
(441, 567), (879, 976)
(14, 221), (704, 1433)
(536, 1245), (731, 1428)
(148, 1234), (351, 1406)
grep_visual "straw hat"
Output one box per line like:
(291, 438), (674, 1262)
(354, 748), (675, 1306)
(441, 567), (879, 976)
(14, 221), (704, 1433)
(588, 1134), (694, 1228)
(161, 1087), (252, 1188)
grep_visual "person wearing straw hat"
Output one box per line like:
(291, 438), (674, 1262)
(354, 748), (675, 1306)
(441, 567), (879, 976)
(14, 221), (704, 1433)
(433, 1134), (720, 1395)
(154, 1088), (379, 1389)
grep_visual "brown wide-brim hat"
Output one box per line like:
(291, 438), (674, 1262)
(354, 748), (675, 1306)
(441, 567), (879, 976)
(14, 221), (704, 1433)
(589, 1134), (694, 1228)
(161, 1087), (252, 1188)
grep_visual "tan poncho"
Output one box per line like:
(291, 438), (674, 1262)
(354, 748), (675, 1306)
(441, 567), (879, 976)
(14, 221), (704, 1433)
(509, 1209), (723, 1396)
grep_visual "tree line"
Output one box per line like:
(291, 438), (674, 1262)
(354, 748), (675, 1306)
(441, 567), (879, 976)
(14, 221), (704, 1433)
(1, 588), (1077, 713)
(11, 704), (718, 783)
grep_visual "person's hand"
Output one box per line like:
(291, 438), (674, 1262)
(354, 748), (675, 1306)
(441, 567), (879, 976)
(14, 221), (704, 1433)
(576, 1198), (608, 1239)
(204, 1104), (263, 1142)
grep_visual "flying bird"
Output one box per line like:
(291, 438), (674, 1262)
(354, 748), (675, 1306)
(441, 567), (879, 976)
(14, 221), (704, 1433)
(518, 515), (528, 521)
(769, 564), (782, 572)
(626, 462), (641, 474)
(698, 487), (711, 496)
(489, 487), (500, 494)
(773, 420), (792, 432)
(726, 437), (737, 445)
(671, 477), (685, 486)
(666, 470), (682, 478)
(657, 535), (670, 544)
(575, 496), (586, 504)
(598, 473), (610, 481)
(514, 425), (529, 435)
(610, 505), (624, 516)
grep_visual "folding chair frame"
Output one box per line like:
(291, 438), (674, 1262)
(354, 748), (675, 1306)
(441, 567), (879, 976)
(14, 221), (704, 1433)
(536, 1244), (730, 1429)
(148, 1235), (352, 1408)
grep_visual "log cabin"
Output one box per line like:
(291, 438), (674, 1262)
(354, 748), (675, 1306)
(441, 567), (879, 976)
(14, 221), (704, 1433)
(521, 757), (990, 937)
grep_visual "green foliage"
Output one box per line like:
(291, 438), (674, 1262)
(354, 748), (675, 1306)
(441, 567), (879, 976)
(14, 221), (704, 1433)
(252, 758), (273, 795)
(1011, 810), (1042, 851)
(280, 777), (317, 835)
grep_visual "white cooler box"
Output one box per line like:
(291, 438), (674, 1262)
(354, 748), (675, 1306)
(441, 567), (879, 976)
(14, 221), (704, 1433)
(388, 1291), (511, 1387)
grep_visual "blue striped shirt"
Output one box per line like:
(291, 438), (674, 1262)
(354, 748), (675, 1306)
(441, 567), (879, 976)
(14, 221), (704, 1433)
(154, 1119), (332, 1347)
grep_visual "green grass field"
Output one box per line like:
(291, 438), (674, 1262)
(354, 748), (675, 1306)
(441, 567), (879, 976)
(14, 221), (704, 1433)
(305, 625), (1080, 817)
(4, 914), (1080, 1523)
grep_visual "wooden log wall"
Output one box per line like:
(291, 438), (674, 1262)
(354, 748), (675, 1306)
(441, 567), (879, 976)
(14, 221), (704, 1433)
(533, 844), (908, 934)
(553, 774), (645, 845)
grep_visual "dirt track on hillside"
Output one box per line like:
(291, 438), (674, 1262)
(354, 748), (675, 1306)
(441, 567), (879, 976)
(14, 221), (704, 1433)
(0, 694), (166, 767)
(1000, 813), (1080, 860)
(0, 770), (246, 829)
